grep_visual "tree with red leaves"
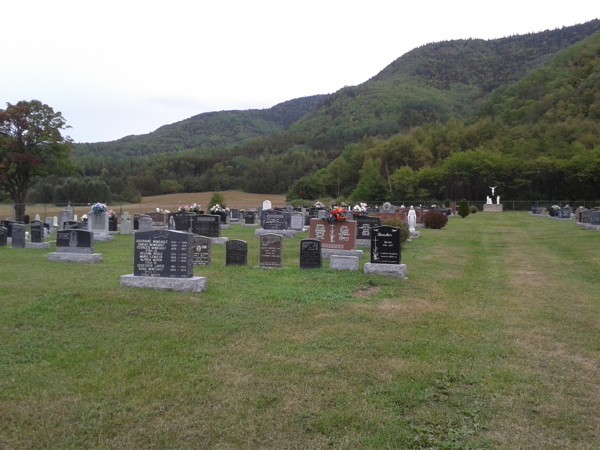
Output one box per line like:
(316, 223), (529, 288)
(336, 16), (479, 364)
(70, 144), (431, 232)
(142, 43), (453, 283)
(0, 100), (74, 220)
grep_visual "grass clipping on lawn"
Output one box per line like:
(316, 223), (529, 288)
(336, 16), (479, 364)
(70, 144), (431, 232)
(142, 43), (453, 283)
(0, 212), (598, 449)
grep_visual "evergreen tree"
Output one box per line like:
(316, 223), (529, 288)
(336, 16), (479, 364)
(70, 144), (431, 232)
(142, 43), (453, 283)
(458, 199), (470, 218)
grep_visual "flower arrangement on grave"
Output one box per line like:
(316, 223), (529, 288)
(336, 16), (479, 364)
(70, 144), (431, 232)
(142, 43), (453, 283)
(188, 203), (202, 213)
(323, 206), (348, 224)
(178, 204), (189, 212)
(107, 210), (116, 218)
(210, 204), (230, 213)
(314, 201), (325, 208)
(156, 207), (171, 214)
(352, 203), (368, 216)
(91, 202), (108, 214)
(81, 214), (88, 220)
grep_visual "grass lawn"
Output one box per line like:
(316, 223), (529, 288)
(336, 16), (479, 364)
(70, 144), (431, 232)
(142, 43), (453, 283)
(1, 212), (598, 449)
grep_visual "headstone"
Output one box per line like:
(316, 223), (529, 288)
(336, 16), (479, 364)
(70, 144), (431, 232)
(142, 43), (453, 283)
(290, 212), (304, 231)
(168, 212), (192, 232)
(317, 210), (327, 220)
(591, 211), (600, 225)
(245, 211), (256, 225)
(59, 210), (73, 230)
(11, 224), (25, 248)
(191, 214), (221, 238)
(146, 212), (166, 226)
(381, 202), (393, 212)
(30, 220), (43, 243)
(134, 230), (193, 278)
(63, 220), (81, 230)
(0, 227), (7, 247)
(300, 239), (321, 269)
(74, 215), (78, 221)
(138, 216), (153, 232)
(262, 211), (287, 230)
(89, 211), (109, 236)
(226, 240), (248, 266)
(370, 226), (401, 264)
(192, 235), (212, 267)
(109, 215), (118, 231)
(56, 229), (94, 254)
(22, 215), (30, 224)
(532, 206), (543, 215)
(1, 219), (22, 238)
(259, 234), (284, 268)
(230, 209), (240, 221)
(45, 217), (53, 227)
(120, 213), (133, 235)
(558, 208), (570, 219)
(309, 218), (357, 250)
(581, 210), (591, 223)
(263, 200), (272, 210)
(356, 216), (381, 240)
(35, 214), (40, 221)
(53, 216), (59, 227)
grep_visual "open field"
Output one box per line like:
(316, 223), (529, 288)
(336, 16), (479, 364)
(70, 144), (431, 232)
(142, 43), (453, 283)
(0, 191), (288, 222)
(1, 213), (599, 449)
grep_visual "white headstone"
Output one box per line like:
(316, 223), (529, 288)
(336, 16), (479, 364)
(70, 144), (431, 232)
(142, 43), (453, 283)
(53, 216), (59, 227)
(35, 214), (40, 221)
(74, 214), (78, 221)
(263, 200), (272, 210)
(89, 211), (109, 236)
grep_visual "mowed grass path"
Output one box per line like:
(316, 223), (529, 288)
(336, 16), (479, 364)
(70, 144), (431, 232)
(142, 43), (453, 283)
(1, 213), (598, 449)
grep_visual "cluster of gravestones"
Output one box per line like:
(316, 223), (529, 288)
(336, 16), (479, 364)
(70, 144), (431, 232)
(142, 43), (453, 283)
(529, 205), (600, 230)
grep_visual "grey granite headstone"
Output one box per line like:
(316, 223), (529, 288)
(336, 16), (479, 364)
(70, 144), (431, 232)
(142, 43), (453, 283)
(290, 212), (304, 231)
(89, 211), (109, 236)
(259, 234), (284, 268)
(120, 214), (133, 235)
(59, 210), (73, 230)
(138, 216), (153, 232)
(317, 210), (327, 220)
(11, 223), (25, 248)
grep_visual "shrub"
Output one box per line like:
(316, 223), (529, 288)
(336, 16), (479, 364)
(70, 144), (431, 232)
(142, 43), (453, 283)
(444, 199), (452, 207)
(424, 210), (448, 229)
(382, 216), (410, 245)
(470, 205), (478, 214)
(209, 192), (225, 209)
(458, 199), (470, 218)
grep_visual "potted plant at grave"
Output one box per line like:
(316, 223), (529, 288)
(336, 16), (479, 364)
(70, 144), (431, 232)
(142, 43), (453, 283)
(210, 204), (230, 223)
(188, 203), (202, 213)
(178, 204), (190, 212)
(352, 202), (368, 217)
(107, 209), (115, 218)
(92, 202), (108, 214)
(323, 206), (348, 223)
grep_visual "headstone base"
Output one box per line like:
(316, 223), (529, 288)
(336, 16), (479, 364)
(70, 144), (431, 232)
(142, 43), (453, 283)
(220, 224), (231, 230)
(356, 239), (371, 248)
(321, 249), (364, 259)
(584, 224), (600, 230)
(120, 274), (207, 292)
(576, 222), (585, 227)
(253, 265), (289, 270)
(109, 231), (120, 235)
(210, 237), (229, 245)
(48, 252), (103, 263)
(255, 229), (296, 238)
(329, 255), (359, 271)
(364, 263), (408, 279)
(94, 234), (115, 241)
(25, 242), (51, 249)
(410, 231), (421, 238)
(243, 223), (259, 227)
(483, 204), (503, 212)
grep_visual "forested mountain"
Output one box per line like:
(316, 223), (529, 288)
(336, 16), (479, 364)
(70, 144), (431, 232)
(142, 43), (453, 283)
(73, 95), (326, 160)
(287, 31), (600, 202)
(32, 20), (600, 203)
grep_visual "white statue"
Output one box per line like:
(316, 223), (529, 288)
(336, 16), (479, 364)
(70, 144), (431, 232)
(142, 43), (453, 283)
(486, 196), (492, 205)
(489, 186), (497, 196)
(496, 195), (500, 204)
(407, 206), (417, 233)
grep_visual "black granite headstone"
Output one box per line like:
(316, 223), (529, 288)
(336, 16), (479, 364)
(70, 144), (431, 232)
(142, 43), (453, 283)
(109, 216), (118, 231)
(191, 214), (221, 238)
(22, 215), (30, 224)
(245, 211), (256, 225)
(356, 216), (381, 239)
(30, 220), (43, 243)
(300, 239), (321, 269)
(134, 230), (193, 278)
(262, 211), (287, 230)
(1, 220), (22, 238)
(168, 212), (193, 232)
(192, 235), (212, 267)
(56, 229), (94, 254)
(0, 226), (7, 247)
(226, 239), (248, 266)
(370, 225), (401, 265)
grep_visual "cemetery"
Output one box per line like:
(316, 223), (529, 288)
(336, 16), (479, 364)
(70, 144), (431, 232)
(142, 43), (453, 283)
(1, 202), (599, 449)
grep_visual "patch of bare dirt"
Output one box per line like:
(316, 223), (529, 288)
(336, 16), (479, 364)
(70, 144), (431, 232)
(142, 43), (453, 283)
(354, 286), (381, 298)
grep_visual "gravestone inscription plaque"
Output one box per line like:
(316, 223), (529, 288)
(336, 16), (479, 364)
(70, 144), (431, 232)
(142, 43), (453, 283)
(192, 235), (212, 267)
(309, 219), (357, 250)
(56, 229), (94, 254)
(168, 212), (193, 232)
(191, 214), (221, 238)
(370, 226), (401, 264)
(259, 234), (284, 268)
(134, 230), (193, 278)
(558, 208), (571, 219)
(262, 211), (287, 230)
(300, 239), (321, 269)
(226, 240), (248, 266)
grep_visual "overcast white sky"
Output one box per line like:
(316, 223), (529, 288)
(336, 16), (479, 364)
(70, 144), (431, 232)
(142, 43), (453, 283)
(2, 1), (597, 143)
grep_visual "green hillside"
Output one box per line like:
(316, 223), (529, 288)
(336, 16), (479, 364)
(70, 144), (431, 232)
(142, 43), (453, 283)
(288, 30), (600, 202)
(73, 95), (327, 160)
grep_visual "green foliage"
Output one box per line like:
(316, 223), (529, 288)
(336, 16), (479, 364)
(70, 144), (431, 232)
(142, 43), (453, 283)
(159, 179), (183, 194)
(0, 100), (74, 219)
(459, 199), (470, 218)
(424, 210), (449, 228)
(209, 192), (225, 208)
(470, 205), (478, 214)
(444, 199), (452, 207)
(350, 158), (389, 201)
(53, 177), (113, 204)
(286, 175), (325, 201)
(382, 217), (410, 244)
